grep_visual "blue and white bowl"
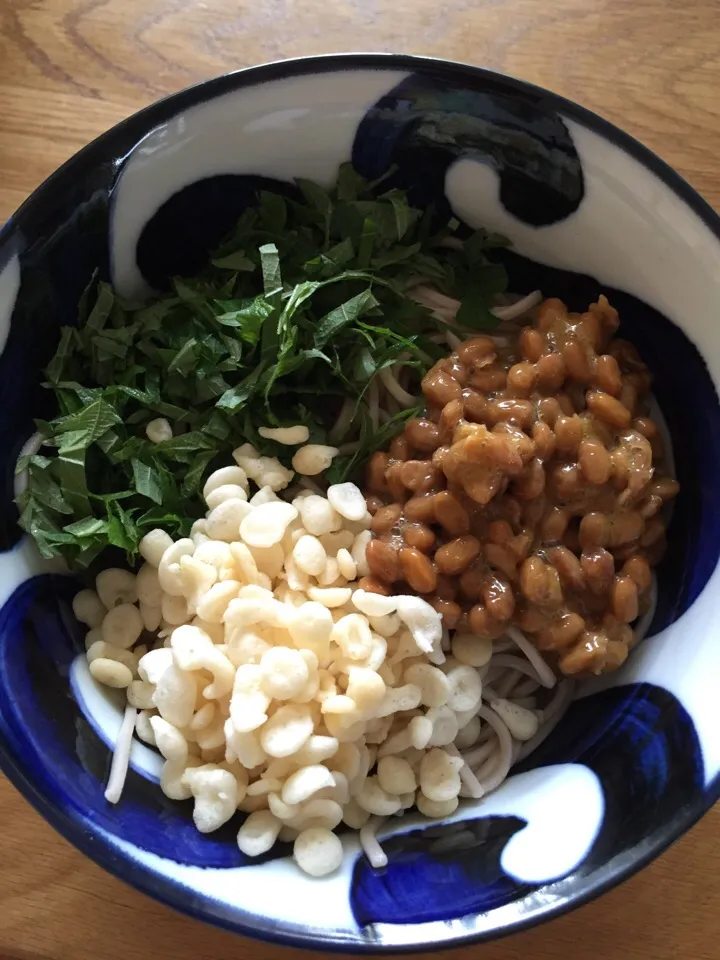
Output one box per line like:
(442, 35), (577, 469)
(0, 53), (718, 951)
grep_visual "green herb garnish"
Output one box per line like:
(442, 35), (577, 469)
(16, 164), (508, 569)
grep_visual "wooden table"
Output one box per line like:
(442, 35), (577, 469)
(1, 1), (719, 958)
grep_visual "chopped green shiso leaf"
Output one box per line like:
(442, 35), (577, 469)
(16, 164), (509, 569)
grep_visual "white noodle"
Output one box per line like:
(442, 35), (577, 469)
(410, 283), (542, 330)
(475, 705), (514, 794)
(378, 367), (418, 407)
(539, 678), (575, 723)
(507, 626), (557, 688)
(412, 303), (455, 324)
(368, 378), (380, 430)
(485, 653), (548, 687)
(633, 573), (657, 646)
(329, 398), (355, 444)
(490, 637), (517, 653)
(516, 681), (574, 762)
(360, 817), (389, 868)
(491, 290), (543, 321)
(411, 285), (461, 312)
(476, 723), (495, 745)
(104, 705), (137, 805)
(477, 660), (493, 681)
(409, 288), (459, 324)
(445, 743), (484, 798)
(483, 666), (504, 685)
(512, 675), (541, 699)
(511, 696), (537, 709)
(496, 669), (523, 699)
(399, 345), (432, 366)
(446, 330), (462, 351)
(462, 738), (497, 769)
(475, 749), (501, 782)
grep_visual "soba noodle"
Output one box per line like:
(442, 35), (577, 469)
(360, 817), (390, 868)
(104, 705), (137, 804)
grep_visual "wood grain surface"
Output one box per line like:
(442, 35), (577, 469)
(0, 1), (719, 958)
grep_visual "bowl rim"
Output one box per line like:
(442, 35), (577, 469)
(1, 51), (719, 953)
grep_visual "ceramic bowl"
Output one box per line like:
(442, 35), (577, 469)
(0, 53), (718, 952)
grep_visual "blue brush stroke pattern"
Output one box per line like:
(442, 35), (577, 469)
(0, 575), (291, 868)
(514, 682), (705, 865)
(352, 73), (584, 227)
(138, 74), (586, 287)
(136, 175), (303, 289)
(350, 682), (704, 927)
(351, 816), (532, 927)
(0, 163), (117, 552)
